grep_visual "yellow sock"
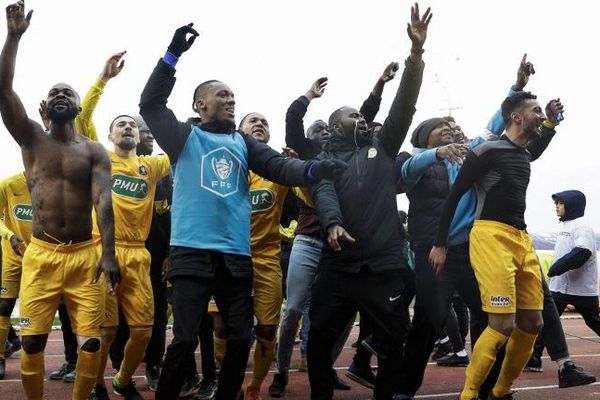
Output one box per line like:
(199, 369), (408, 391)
(492, 327), (538, 398)
(115, 326), (152, 385)
(72, 349), (100, 400)
(96, 339), (112, 386)
(214, 334), (226, 369)
(21, 350), (44, 400)
(460, 327), (508, 400)
(249, 335), (277, 389)
(0, 316), (10, 361)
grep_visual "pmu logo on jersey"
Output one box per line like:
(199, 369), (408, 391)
(20, 317), (32, 328)
(490, 295), (511, 307)
(111, 174), (149, 199)
(201, 147), (242, 198)
(13, 203), (33, 221)
(0, 286), (8, 295)
(250, 188), (275, 213)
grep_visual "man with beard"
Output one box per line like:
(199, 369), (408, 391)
(430, 92), (564, 399)
(139, 22), (346, 400)
(88, 114), (170, 400)
(308, 4), (430, 399)
(0, 2), (120, 399)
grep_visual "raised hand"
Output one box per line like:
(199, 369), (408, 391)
(514, 53), (535, 91)
(380, 62), (400, 83)
(38, 100), (50, 131)
(545, 98), (565, 124)
(327, 225), (356, 252)
(168, 23), (199, 57)
(407, 3), (432, 50)
(5, 1), (32, 37)
(306, 77), (328, 101)
(100, 51), (126, 82)
(435, 143), (468, 164)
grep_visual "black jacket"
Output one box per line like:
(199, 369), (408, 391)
(406, 161), (448, 250)
(311, 55), (424, 273)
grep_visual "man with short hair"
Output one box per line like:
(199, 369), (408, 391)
(0, 3), (120, 399)
(308, 4), (430, 399)
(139, 23), (346, 400)
(431, 91), (563, 399)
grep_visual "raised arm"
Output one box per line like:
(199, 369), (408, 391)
(526, 99), (563, 161)
(377, 3), (430, 157)
(0, 1), (44, 147)
(76, 51), (126, 141)
(285, 77), (327, 159)
(485, 53), (536, 137)
(89, 143), (121, 291)
(246, 134), (346, 187)
(139, 24), (198, 163)
(360, 62), (398, 123)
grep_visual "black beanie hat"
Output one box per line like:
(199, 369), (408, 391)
(410, 117), (448, 148)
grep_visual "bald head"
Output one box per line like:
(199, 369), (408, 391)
(46, 83), (81, 124)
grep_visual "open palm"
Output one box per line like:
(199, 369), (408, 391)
(6, 1), (32, 36)
(407, 3), (432, 48)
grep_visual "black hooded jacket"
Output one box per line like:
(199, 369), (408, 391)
(311, 54), (424, 273)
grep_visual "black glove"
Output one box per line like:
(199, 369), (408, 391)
(310, 159), (347, 181)
(167, 23), (199, 57)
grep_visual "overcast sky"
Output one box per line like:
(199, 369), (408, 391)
(0, 0), (597, 233)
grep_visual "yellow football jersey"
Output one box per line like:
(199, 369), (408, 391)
(0, 172), (32, 265)
(249, 171), (290, 260)
(93, 152), (170, 243)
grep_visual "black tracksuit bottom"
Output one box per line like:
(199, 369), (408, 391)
(156, 252), (253, 400)
(397, 243), (487, 396)
(308, 266), (414, 400)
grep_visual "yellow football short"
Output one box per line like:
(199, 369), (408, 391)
(252, 256), (282, 325)
(103, 241), (153, 327)
(469, 220), (543, 314)
(1, 262), (21, 300)
(19, 237), (105, 336)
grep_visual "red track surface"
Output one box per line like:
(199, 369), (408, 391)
(2, 315), (600, 399)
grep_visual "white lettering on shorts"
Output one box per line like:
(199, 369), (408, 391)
(20, 317), (32, 328)
(489, 295), (511, 307)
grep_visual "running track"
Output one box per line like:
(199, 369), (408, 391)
(1, 315), (599, 399)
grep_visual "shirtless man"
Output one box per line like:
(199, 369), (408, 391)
(0, 2), (120, 399)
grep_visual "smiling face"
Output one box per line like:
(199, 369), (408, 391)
(46, 83), (81, 123)
(240, 112), (270, 143)
(195, 82), (236, 125)
(109, 115), (140, 151)
(427, 122), (453, 148)
(519, 99), (546, 140)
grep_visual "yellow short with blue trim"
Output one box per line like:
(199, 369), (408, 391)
(102, 241), (153, 327)
(19, 237), (105, 336)
(469, 220), (543, 314)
